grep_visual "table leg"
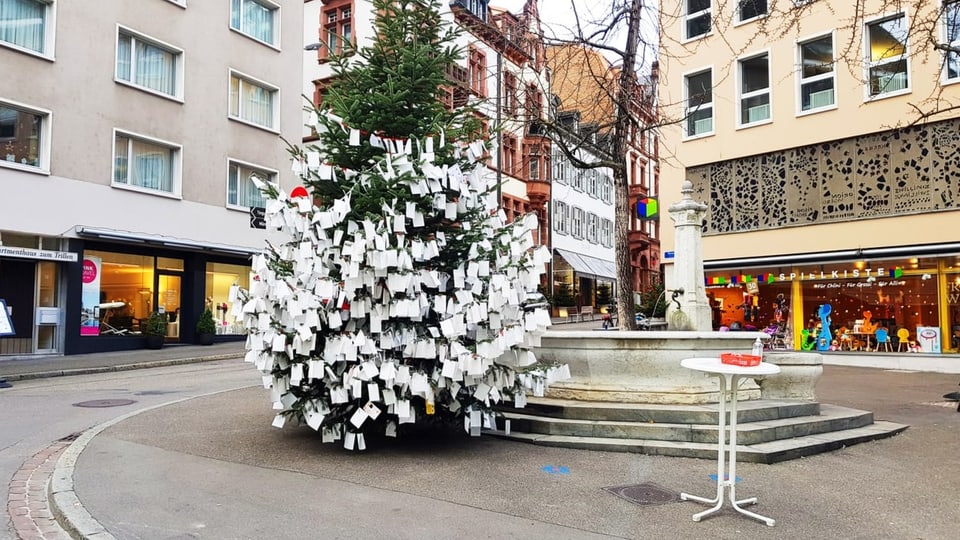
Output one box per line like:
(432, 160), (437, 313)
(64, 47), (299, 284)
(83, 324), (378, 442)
(680, 374), (726, 520)
(728, 375), (775, 527)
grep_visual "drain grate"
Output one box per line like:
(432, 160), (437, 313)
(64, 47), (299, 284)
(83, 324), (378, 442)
(58, 432), (82, 442)
(72, 399), (137, 408)
(602, 482), (681, 506)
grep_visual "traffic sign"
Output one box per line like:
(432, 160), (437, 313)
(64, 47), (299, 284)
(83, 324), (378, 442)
(249, 206), (266, 229)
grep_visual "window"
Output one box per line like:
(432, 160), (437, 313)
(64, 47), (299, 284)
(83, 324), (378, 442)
(227, 160), (272, 209)
(0, 99), (48, 171)
(113, 130), (180, 195)
(866, 14), (909, 97)
(457, 0), (488, 22)
(320, 1), (352, 60)
(943, 1), (960, 81)
(737, 0), (766, 23)
(501, 135), (517, 174)
(798, 35), (835, 111)
(738, 53), (771, 125)
(503, 71), (517, 116)
(229, 71), (278, 130)
(586, 213), (598, 243)
(601, 176), (613, 203)
(230, 0), (278, 46)
(685, 69), (713, 137)
(469, 46), (486, 97)
(572, 207), (584, 239)
(553, 200), (568, 234)
(525, 83), (542, 120)
(601, 219), (613, 248)
(116, 28), (182, 99)
(0, 0), (54, 56)
(684, 0), (711, 40)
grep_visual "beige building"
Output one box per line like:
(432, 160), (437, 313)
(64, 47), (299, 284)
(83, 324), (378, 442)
(659, 0), (960, 361)
(0, 0), (301, 355)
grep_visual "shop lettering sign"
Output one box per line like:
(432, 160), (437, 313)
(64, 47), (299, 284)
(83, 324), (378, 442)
(708, 266), (904, 286)
(949, 282), (960, 305)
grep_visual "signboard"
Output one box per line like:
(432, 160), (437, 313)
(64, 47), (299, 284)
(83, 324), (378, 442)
(663, 251), (675, 260)
(637, 197), (659, 220)
(0, 299), (14, 336)
(917, 326), (941, 353)
(249, 206), (266, 229)
(80, 256), (101, 336)
(0, 245), (78, 262)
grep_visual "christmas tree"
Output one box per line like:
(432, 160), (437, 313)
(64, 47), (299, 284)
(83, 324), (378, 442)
(239, 0), (565, 450)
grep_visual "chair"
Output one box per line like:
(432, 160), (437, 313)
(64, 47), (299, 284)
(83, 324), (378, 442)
(896, 328), (910, 352)
(874, 328), (891, 352)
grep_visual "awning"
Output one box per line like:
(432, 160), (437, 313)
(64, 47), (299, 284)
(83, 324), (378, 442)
(74, 226), (259, 257)
(554, 248), (617, 280)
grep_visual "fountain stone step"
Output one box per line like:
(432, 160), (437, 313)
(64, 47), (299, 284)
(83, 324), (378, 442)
(498, 403), (875, 445)
(485, 420), (908, 464)
(506, 396), (820, 424)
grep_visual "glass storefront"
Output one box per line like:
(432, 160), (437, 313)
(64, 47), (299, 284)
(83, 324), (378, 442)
(205, 261), (249, 335)
(706, 254), (960, 353)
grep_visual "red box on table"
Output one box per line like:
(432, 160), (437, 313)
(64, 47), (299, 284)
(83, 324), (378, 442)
(720, 353), (761, 367)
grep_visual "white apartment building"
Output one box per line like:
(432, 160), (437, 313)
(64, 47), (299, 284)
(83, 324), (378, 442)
(0, 0), (302, 355)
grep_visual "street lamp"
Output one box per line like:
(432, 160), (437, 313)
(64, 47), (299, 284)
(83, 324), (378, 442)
(304, 43), (322, 51)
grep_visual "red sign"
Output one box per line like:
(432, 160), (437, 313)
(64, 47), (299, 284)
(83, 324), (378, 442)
(82, 259), (98, 284)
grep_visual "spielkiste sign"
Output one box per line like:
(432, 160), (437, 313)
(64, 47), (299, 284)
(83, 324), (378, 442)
(708, 266), (905, 286)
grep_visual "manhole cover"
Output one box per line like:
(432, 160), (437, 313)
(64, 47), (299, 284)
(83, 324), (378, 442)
(602, 482), (680, 506)
(72, 399), (137, 408)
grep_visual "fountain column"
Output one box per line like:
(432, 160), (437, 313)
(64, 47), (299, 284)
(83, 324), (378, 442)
(666, 180), (712, 331)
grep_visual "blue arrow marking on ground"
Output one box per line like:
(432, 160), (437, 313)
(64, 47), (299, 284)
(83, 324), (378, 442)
(542, 465), (570, 475)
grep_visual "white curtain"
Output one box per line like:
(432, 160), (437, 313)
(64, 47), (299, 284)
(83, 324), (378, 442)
(232, 0), (273, 43)
(231, 76), (273, 127)
(0, 0), (45, 52)
(118, 36), (175, 95)
(229, 163), (267, 208)
(115, 135), (172, 193)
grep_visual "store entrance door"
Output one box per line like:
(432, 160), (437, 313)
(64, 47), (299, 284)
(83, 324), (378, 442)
(157, 273), (182, 342)
(0, 258), (36, 355)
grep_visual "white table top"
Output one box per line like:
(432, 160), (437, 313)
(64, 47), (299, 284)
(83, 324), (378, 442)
(681, 356), (781, 376)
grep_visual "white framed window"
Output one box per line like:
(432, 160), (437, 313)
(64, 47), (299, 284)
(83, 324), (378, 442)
(0, 0), (56, 58)
(738, 52), (771, 126)
(112, 129), (181, 196)
(865, 13), (909, 97)
(600, 176), (613, 203)
(737, 0), (766, 23)
(586, 213), (598, 243)
(572, 207), (584, 239)
(797, 34), (835, 113)
(230, 0), (279, 47)
(942, 1), (960, 82)
(227, 159), (274, 209)
(684, 69), (713, 137)
(684, 0), (711, 41)
(601, 219), (613, 248)
(553, 200), (568, 234)
(229, 70), (278, 131)
(116, 27), (183, 100)
(0, 98), (50, 173)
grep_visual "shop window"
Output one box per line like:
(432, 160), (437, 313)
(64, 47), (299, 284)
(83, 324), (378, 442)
(81, 251), (155, 337)
(116, 27), (183, 99)
(738, 52), (771, 126)
(798, 34), (835, 112)
(113, 130), (180, 195)
(944, 1), (960, 81)
(228, 159), (273, 209)
(206, 262), (250, 335)
(0, 0), (55, 57)
(866, 13), (909, 97)
(0, 99), (48, 172)
(229, 70), (278, 131)
(230, 0), (279, 47)
(685, 69), (713, 137)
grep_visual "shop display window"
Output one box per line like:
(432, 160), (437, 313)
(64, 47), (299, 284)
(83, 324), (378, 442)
(205, 262), (249, 335)
(83, 251), (155, 336)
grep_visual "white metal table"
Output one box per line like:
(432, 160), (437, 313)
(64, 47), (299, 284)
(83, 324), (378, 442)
(679, 356), (781, 527)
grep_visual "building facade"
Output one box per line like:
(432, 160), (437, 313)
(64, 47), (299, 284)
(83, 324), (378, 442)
(546, 44), (661, 306)
(659, 0), (960, 359)
(0, 0), (301, 355)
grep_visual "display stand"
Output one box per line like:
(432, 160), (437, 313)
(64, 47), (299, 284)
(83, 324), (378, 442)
(679, 357), (781, 527)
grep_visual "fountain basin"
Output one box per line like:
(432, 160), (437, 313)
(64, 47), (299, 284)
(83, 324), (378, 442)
(535, 331), (821, 404)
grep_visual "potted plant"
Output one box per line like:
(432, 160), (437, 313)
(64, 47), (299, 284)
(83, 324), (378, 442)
(196, 309), (216, 345)
(144, 312), (167, 349)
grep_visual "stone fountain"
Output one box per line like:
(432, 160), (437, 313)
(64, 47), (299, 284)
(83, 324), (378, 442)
(492, 182), (907, 462)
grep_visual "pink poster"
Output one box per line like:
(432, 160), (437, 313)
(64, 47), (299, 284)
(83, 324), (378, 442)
(80, 256), (101, 336)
